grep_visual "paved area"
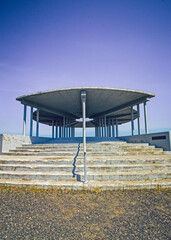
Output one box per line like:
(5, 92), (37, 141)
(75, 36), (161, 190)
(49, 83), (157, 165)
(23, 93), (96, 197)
(0, 186), (171, 240)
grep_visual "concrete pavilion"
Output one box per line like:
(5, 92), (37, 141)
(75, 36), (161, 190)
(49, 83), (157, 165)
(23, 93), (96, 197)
(16, 87), (155, 139)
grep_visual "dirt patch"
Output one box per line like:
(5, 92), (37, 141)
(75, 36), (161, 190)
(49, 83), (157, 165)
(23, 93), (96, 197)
(0, 186), (171, 239)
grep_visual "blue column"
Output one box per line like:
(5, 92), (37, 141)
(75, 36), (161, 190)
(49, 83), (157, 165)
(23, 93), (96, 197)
(23, 105), (27, 136)
(52, 120), (54, 138)
(112, 118), (115, 137)
(131, 106), (134, 136)
(56, 121), (58, 138)
(104, 116), (107, 137)
(30, 107), (33, 137)
(36, 109), (39, 137)
(144, 102), (148, 134)
(116, 119), (118, 137)
(137, 104), (141, 135)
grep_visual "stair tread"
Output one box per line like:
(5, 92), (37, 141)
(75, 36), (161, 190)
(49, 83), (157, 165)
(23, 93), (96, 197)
(1, 169), (170, 175)
(0, 163), (171, 167)
(0, 178), (170, 187)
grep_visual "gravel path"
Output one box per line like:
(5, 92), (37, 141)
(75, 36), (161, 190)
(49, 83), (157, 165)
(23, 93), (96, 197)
(0, 186), (171, 240)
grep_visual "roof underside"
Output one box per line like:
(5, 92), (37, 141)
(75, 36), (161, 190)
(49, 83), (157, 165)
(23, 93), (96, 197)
(17, 87), (155, 127)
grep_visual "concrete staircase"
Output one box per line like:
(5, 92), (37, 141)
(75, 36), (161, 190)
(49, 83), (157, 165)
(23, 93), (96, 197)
(0, 141), (171, 190)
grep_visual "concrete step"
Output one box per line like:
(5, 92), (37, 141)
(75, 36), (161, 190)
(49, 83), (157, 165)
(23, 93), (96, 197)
(0, 155), (170, 165)
(3, 152), (77, 156)
(0, 170), (170, 181)
(0, 178), (170, 190)
(10, 149), (78, 153)
(0, 171), (75, 180)
(84, 170), (171, 181)
(0, 159), (74, 165)
(22, 143), (80, 148)
(0, 164), (170, 172)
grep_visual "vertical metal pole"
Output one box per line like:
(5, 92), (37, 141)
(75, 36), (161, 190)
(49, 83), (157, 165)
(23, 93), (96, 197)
(30, 106), (33, 137)
(23, 105), (27, 136)
(116, 118), (118, 137)
(81, 91), (87, 183)
(131, 106), (134, 136)
(137, 104), (141, 135)
(52, 120), (54, 138)
(144, 102), (148, 134)
(36, 109), (39, 137)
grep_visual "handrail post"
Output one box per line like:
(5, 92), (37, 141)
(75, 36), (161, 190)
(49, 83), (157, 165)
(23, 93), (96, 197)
(81, 91), (87, 183)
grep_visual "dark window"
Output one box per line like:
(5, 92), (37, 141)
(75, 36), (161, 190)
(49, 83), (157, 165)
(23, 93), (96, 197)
(152, 136), (166, 140)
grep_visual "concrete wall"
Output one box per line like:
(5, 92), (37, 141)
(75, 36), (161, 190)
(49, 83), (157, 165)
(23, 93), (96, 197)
(122, 131), (171, 151)
(0, 134), (52, 154)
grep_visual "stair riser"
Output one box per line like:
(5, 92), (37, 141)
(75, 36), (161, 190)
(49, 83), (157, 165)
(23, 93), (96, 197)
(3, 153), (76, 156)
(1, 159), (170, 165)
(15, 147), (155, 152)
(15, 148), (79, 151)
(0, 160), (74, 165)
(86, 173), (171, 181)
(0, 166), (75, 172)
(0, 174), (74, 181)
(0, 181), (170, 190)
(1, 173), (170, 181)
(0, 165), (170, 172)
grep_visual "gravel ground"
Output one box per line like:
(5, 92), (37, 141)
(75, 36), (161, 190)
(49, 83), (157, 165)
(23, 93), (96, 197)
(0, 186), (171, 240)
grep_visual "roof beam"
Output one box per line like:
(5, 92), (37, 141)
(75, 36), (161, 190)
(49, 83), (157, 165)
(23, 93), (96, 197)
(20, 99), (78, 119)
(91, 97), (149, 118)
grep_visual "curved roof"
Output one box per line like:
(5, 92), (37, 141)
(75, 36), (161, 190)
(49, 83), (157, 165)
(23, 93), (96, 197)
(17, 87), (155, 127)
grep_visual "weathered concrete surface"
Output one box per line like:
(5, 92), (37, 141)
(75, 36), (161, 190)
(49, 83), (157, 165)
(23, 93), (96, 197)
(122, 131), (171, 151)
(0, 134), (53, 154)
(0, 142), (171, 190)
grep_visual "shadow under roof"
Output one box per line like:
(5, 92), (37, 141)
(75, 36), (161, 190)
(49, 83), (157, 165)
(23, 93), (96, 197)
(17, 87), (155, 119)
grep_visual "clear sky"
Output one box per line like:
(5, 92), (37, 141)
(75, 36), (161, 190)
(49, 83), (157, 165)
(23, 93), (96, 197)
(0, 0), (171, 137)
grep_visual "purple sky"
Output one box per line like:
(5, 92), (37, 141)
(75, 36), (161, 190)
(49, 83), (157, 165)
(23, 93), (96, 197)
(0, 0), (171, 137)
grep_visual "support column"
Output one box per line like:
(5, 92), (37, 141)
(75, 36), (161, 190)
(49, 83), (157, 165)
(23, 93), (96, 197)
(104, 116), (107, 137)
(30, 106), (33, 137)
(56, 121), (58, 138)
(71, 127), (73, 137)
(112, 118), (115, 137)
(59, 121), (62, 138)
(23, 105), (27, 136)
(109, 119), (111, 137)
(81, 91), (87, 183)
(98, 118), (101, 137)
(137, 104), (141, 135)
(144, 102), (148, 134)
(63, 117), (65, 138)
(116, 118), (118, 137)
(36, 109), (39, 137)
(52, 120), (54, 138)
(95, 127), (97, 137)
(107, 120), (109, 137)
(131, 106), (134, 136)
(101, 117), (104, 137)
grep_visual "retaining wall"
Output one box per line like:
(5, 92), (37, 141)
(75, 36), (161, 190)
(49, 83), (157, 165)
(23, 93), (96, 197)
(122, 131), (171, 151)
(0, 134), (52, 154)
